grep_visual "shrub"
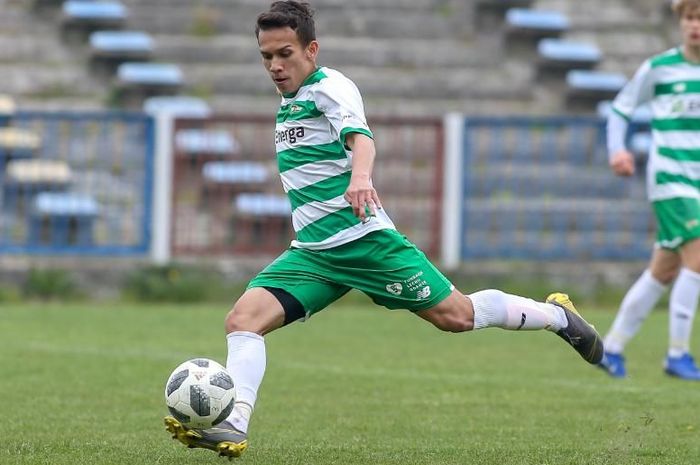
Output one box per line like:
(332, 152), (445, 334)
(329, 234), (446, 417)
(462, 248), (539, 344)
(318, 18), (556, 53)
(24, 268), (78, 300)
(123, 264), (222, 303)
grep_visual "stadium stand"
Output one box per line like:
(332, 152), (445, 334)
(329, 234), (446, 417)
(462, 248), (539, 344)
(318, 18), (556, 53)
(0, 127), (41, 161)
(505, 8), (570, 41)
(176, 129), (240, 158)
(89, 30), (154, 75)
(565, 70), (627, 107)
(28, 192), (99, 246)
(61, 1), (128, 42)
(143, 95), (211, 117)
(114, 62), (184, 107)
(0, 0), (673, 115)
(536, 38), (602, 76)
(3, 159), (72, 214)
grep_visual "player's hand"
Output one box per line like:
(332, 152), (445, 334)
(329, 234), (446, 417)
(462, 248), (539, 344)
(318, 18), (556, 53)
(609, 150), (635, 177)
(344, 177), (382, 222)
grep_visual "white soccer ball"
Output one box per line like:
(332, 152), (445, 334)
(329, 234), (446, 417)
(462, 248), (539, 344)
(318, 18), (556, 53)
(164, 358), (236, 429)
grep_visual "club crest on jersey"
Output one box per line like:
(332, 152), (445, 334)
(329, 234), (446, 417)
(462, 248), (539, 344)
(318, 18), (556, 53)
(386, 283), (403, 295)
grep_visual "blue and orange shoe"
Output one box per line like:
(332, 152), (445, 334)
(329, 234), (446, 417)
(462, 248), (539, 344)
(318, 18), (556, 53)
(546, 292), (604, 365)
(597, 351), (626, 378)
(164, 416), (248, 459)
(664, 353), (700, 381)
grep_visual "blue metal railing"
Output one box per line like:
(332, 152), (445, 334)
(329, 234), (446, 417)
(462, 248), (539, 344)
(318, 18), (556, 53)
(461, 116), (652, 260)
(0, 111), (154, 256)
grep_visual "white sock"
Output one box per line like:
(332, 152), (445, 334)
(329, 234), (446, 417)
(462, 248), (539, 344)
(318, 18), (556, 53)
(224, 331), (266, 433)
(604, 269), (667, 354)
(469, 289), (568, 331)
(669, 268), (700, 357)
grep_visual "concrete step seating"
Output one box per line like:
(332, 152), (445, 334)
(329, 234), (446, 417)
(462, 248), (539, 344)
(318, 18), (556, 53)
(143, 95), (211, 117)
(182, 63), (533, 100)
(115, 62), (184, 107)
(505, 8), (570, 41)
(61, 0), (128, 41)
(565, 69), (627, 105)
(0, 127), (41, 160)
(176, 129), (240, 158)
(28, 192), (100, 247)
(537, 38), (602, 74)
(89, 30), (154, 74)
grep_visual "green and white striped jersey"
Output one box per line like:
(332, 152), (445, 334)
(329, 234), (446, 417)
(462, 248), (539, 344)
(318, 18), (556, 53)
(613, 47), (700, 201)
(275, 66), (395, 250)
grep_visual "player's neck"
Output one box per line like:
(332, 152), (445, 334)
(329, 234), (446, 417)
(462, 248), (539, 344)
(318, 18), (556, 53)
(682, 44), (700, 64)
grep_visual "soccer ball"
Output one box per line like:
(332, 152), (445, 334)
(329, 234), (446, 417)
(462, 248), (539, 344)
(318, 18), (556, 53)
(164, 358), (236, 429)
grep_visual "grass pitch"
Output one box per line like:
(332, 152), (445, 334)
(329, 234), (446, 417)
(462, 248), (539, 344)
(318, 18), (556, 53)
(3, 298), (700, 465)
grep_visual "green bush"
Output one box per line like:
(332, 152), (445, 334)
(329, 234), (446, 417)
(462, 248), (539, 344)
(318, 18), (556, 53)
(123, 264), (227, 303)
(24, 268), (78, 300)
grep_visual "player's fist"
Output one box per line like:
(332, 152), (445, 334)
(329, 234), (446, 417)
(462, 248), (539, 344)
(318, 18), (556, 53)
(609, 150), (635, 177)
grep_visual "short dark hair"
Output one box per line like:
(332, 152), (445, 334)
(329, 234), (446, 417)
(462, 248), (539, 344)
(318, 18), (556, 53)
(255, 1), (316, 46)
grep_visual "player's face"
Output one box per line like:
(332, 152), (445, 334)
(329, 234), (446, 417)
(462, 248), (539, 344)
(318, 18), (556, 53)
(258, 27), (318, 95)
(680, 8), (700, 48)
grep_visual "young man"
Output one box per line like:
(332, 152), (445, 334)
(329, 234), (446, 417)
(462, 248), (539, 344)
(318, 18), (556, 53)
(164, 1), (603, 458)
(598, 0), (700, 380)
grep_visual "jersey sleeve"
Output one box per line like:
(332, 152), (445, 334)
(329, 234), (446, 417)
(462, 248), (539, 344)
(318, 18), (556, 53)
(315, 76), (373, 148)
(611, 59), (654, 120)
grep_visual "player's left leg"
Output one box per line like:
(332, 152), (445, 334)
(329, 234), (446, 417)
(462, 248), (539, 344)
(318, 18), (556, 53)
(666, 237), (700, 380)
(653, 198), (700, 380)
(416, 289), (603, 364)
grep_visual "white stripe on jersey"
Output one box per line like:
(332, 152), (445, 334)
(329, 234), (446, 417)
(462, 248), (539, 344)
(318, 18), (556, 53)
(280, 158), (351, 192)
(291, 195), (347, 231)
(648, 182), (700, 201)
(290, 210), (396, 250)
(653, 130), (700, 149)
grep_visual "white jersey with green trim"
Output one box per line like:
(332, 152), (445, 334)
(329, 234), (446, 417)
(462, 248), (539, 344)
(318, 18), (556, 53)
(612, 47), (700, 201)
(274, 66), (395, 250)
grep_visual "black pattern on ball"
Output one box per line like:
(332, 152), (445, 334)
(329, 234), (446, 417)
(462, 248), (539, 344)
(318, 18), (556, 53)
(189, 385), (211, 416)
(212, 396), (236, 425)
(210, 371), (234, 390)
(168, 406), (190, 423)
(166, 369), (189, 396)
(191, 359), (210, 367)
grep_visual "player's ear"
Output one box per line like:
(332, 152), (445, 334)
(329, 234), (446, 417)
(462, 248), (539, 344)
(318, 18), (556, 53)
(306, 40), (319, 60)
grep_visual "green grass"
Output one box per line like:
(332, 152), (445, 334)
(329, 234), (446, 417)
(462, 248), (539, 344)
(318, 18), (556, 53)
(3, 300), (700, 464)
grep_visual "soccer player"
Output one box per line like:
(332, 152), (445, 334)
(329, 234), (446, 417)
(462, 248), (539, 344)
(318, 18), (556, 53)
(598, 0), (700, 380)
(164, 0), (603, 458)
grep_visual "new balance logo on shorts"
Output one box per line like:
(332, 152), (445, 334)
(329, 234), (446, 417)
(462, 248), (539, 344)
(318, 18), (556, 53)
(417, 286), (431, 300)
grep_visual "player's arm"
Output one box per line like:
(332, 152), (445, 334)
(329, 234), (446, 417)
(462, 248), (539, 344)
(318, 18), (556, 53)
(345, 132), (382, 221)
(606, 59), (653, 177)
(607, 110), (635, 177)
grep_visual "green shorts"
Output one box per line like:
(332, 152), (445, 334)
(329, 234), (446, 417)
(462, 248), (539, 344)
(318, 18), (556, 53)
(652, 197), (700, 250)
(247, 229), (454, 317)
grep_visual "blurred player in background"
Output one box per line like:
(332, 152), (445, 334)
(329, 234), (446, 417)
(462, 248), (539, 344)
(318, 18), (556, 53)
(599, 0), (700, 380)
(164, 0), (603, 458)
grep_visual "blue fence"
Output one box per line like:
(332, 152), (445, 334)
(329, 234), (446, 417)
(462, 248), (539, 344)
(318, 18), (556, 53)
(0, 111), (154, 255)
(461, 116), (653, 260)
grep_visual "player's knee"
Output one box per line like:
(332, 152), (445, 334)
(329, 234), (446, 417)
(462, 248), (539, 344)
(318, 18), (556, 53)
(655, 269), (678, 285)
(225, 301), (258, 334)
(433, 311), (474, 333)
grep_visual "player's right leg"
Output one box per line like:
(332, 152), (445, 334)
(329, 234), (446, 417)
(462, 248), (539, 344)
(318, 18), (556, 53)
(599, 249), (677, 378)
